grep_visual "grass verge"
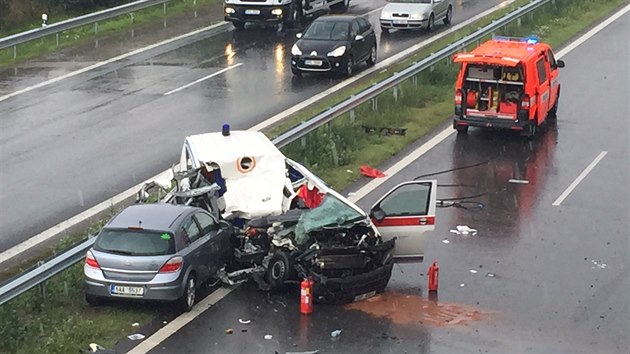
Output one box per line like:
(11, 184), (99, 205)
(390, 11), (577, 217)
(0, 0), (625, 352)
(0, 0), (221, 67)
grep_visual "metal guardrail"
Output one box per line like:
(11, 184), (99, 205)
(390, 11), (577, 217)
(0, 238), (95, 305)
(0, 0), (169, 52)
(0, 0), (550, 307)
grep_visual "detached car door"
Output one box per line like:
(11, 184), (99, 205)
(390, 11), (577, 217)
(370, 180), (437, 263)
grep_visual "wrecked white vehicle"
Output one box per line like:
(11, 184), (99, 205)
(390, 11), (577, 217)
(138, 127), (437, 303)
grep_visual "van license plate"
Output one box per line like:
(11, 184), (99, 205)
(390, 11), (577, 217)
(245, 9), (260, 15)
(393, 20), (407, 25)
(305, 60), (323, 66)
(110, 285), (144, 296)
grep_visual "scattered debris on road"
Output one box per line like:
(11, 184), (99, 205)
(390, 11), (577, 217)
(238, 319), (251, 324)
(450, 225), (478, 236)
(441, 239), (450, 244)
(508, 179), (529, 184)
(131, 322), (139, 327)
(127, 333), (145, 341)
(225, 328), (234, 334)
(264, 334), (273, 340)
(330, 329), (342, 337)
(591, 260), (607, 269)
(469, 269), (478, 274)
(486, 273), (496, 278)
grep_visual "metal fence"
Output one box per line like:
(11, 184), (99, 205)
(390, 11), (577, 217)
(0, 0), (170, 55)
(0, 0), (551, 307)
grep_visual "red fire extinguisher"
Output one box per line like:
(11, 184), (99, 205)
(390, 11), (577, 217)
(300, 277), (314, 315)
(428, 260), (439, 292)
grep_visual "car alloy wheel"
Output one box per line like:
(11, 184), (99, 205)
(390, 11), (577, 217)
(345, 56), (354, 77)
(178, 276), (196, 312)
(443, 6), (452, 25)
(427, 14), (434, 32)
(367, 44), (377, 66)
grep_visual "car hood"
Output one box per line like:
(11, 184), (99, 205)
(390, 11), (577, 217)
(295, 39), (348, 56)
(381, 3), (432, 16)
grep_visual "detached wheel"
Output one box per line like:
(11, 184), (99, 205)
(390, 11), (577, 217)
(232, 21), (245, 29)
(266, 252), (291, 288)
(366, 44), (377, 66)
(85, 293), (102, 307)
(426, 14), (435, 32)
(443, 6), (452, 25)
(177, 275), (196, 312)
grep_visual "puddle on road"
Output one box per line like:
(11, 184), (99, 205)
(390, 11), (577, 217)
(345, 292), (489, 327)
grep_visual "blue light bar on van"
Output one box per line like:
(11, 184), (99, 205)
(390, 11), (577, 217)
(493, 35), (539, 44)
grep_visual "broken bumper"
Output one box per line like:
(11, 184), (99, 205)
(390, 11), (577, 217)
(310, 262), (394, 304)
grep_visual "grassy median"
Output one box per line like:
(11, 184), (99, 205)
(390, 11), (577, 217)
(1, 0), (626, 352)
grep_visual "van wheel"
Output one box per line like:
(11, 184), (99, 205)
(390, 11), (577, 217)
(232, 21), (245, 29)
(455, 125), (468, 134)
(443, 6), (452, 25)
(523, 123), (537, 140)
(266, 252), (291, 288)
(426, 14), (435, 32)
(549, 87), (560, 119)
(177, 275), (196, 312)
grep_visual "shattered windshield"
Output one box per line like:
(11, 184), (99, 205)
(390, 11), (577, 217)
(294, 194), (365, 245)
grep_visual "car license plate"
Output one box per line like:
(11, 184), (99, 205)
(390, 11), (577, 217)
(305, 60), (323, 66)
(110, 284), (144, 296)
(393, 19), (407, 25)
(353, 290), (376, 302)
(245, 9), (260, 15)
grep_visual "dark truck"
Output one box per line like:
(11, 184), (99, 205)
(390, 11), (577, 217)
(138, 128), (437, 303)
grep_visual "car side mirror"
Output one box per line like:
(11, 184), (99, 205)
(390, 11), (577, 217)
(556, 59), (565, 68)
(370, 206), (386, 222)
(296, 33), (303, 39)
(355, 34), (364, 41)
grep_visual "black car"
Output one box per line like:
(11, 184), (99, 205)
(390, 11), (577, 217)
(291, 15), (377, 77)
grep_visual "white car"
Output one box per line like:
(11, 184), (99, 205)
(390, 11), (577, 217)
(380, 0), (452, 33)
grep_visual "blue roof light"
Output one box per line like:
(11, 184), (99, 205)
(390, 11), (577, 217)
(526, 36), (539, 44)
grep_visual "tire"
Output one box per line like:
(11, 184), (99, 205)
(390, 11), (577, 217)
(455, 125), (468, 134)
(286, 1), (303, 29)
(329, 0), (350, 12)
(292, 68), (302, 77)
(266, 252), (291, 288)
(232, 21), (245, 29)
(426, 14), (435, 32)
(344, 56), (354, 77)
(177, 275), (196, 312)
(443, 5), (452, 25)
(85, 293), (102, 307)
(523, 122), (537, 140)
(366, 44), (377, 66)
(548, 87), (560, 120)
(380, 26), (389, 35)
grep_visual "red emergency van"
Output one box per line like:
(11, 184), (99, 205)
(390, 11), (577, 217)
(452, 36), (565, 138)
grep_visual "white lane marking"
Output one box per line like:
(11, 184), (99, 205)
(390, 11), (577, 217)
(349, 128), (456, 203)
(0, 0), (517, 265)
(552, 151), (607, 206)
(163, 63), (243, 95)
(555, 3), (630, 59)
(0, 21), (231, 103)
(126, 286), (236, 354)
(249, 0), (516, 132)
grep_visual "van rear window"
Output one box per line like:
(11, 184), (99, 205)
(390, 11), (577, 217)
(466, 64), (524, 83)
(94, 229), (175, 256)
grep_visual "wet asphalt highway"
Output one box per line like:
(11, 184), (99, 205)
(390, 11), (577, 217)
(143, 10), (629, 354)
(0, 0), (507, 252)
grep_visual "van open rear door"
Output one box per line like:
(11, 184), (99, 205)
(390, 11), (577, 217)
(370, 180), (437, 263)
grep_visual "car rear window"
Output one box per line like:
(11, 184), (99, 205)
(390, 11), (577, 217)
(94, 229), (175, 256)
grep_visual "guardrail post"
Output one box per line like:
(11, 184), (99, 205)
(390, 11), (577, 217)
(412, 75), (417, 88)
(393, 86), (398, 102)
(13, 46), (17, 59)
(94, 22), (99, 34)
(56, 33), (60, 47)
(164, 2), (167, 15)
(349, 109), (355, 123)
(130, 12), (135, 25)
(371, 97), (378, 111)
(37, 261), (47, 302)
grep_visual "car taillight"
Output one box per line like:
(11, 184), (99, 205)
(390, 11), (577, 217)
(159, 256), (183, 273)
(521, 94), (531, 110)
(85, 250), (100, 269)
(455, 90), (463, 106)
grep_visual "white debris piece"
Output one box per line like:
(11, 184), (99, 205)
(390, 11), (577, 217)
(460, 283), (465, 287)
(508, 179), (529, 184)
(450, 225), (478, 236)
(486, 273), (496, 278)
(441, 239), (450, 244)
(127, 333), (145, 341)
(239, 319), (251, 324)
(469, 269), (478, 274)
(264, 334), (273, 340)
(591, 260), (607, 269)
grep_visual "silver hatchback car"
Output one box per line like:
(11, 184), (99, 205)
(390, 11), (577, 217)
(84, 203), (232, 311)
